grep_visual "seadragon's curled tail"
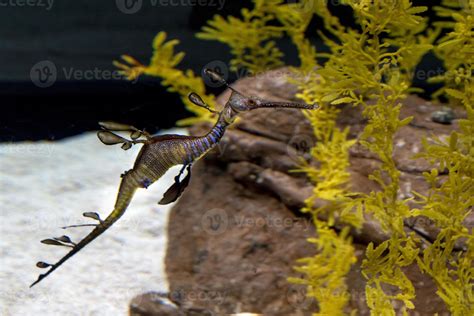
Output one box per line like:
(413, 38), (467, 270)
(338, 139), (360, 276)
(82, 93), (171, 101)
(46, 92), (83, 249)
(30, 69), (318, 287)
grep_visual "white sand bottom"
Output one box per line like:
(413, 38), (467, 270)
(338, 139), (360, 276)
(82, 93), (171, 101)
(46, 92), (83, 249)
(0, 129), (186, 315)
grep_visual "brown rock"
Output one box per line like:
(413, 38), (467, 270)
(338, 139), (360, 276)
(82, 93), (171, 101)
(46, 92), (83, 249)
(130, 292), (180, 316)
(131, 69), (468, 315)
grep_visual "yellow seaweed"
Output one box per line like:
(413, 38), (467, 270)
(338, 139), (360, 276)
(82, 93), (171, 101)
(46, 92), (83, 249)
(115, 1), (473, 314)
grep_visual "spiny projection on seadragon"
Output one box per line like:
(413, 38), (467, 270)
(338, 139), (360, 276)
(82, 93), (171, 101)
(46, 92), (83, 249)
(30, 69), (318, 287)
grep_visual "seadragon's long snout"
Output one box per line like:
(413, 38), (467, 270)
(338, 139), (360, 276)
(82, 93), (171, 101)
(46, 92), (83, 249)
(254, 100), (317, 110)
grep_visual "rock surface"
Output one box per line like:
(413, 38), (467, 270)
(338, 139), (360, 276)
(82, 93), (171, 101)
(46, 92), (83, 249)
(130, 69), (468, 315)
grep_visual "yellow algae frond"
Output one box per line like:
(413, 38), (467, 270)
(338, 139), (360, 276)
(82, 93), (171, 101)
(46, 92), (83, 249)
(114, 31), (217, 125)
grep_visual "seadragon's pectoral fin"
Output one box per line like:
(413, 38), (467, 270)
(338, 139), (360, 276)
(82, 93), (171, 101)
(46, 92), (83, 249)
(158, 164), (192, 205)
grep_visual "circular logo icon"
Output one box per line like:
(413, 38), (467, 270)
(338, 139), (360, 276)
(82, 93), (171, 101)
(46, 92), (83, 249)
(286, 284), (314, 310)
(287, 134), (314, 163)
(116, 0), (142, 14)
(30, 60), (57, 88)
(202, 60), (229, 88)
(201, 208), (228, 235)
(169, 288), (185, 303)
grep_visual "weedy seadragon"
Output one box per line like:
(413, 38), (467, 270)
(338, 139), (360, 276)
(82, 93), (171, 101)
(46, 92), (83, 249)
(30, 69), (317, 287)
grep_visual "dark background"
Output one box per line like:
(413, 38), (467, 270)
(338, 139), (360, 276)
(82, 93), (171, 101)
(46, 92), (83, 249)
(1, 0), (444, 141)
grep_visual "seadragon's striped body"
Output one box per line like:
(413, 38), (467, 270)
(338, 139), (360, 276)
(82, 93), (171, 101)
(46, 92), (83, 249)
(115, 120), (228, 209)
(31, 69), (315, 287)
(30, 118), (229, 287)
(128, 119), (227, 193)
